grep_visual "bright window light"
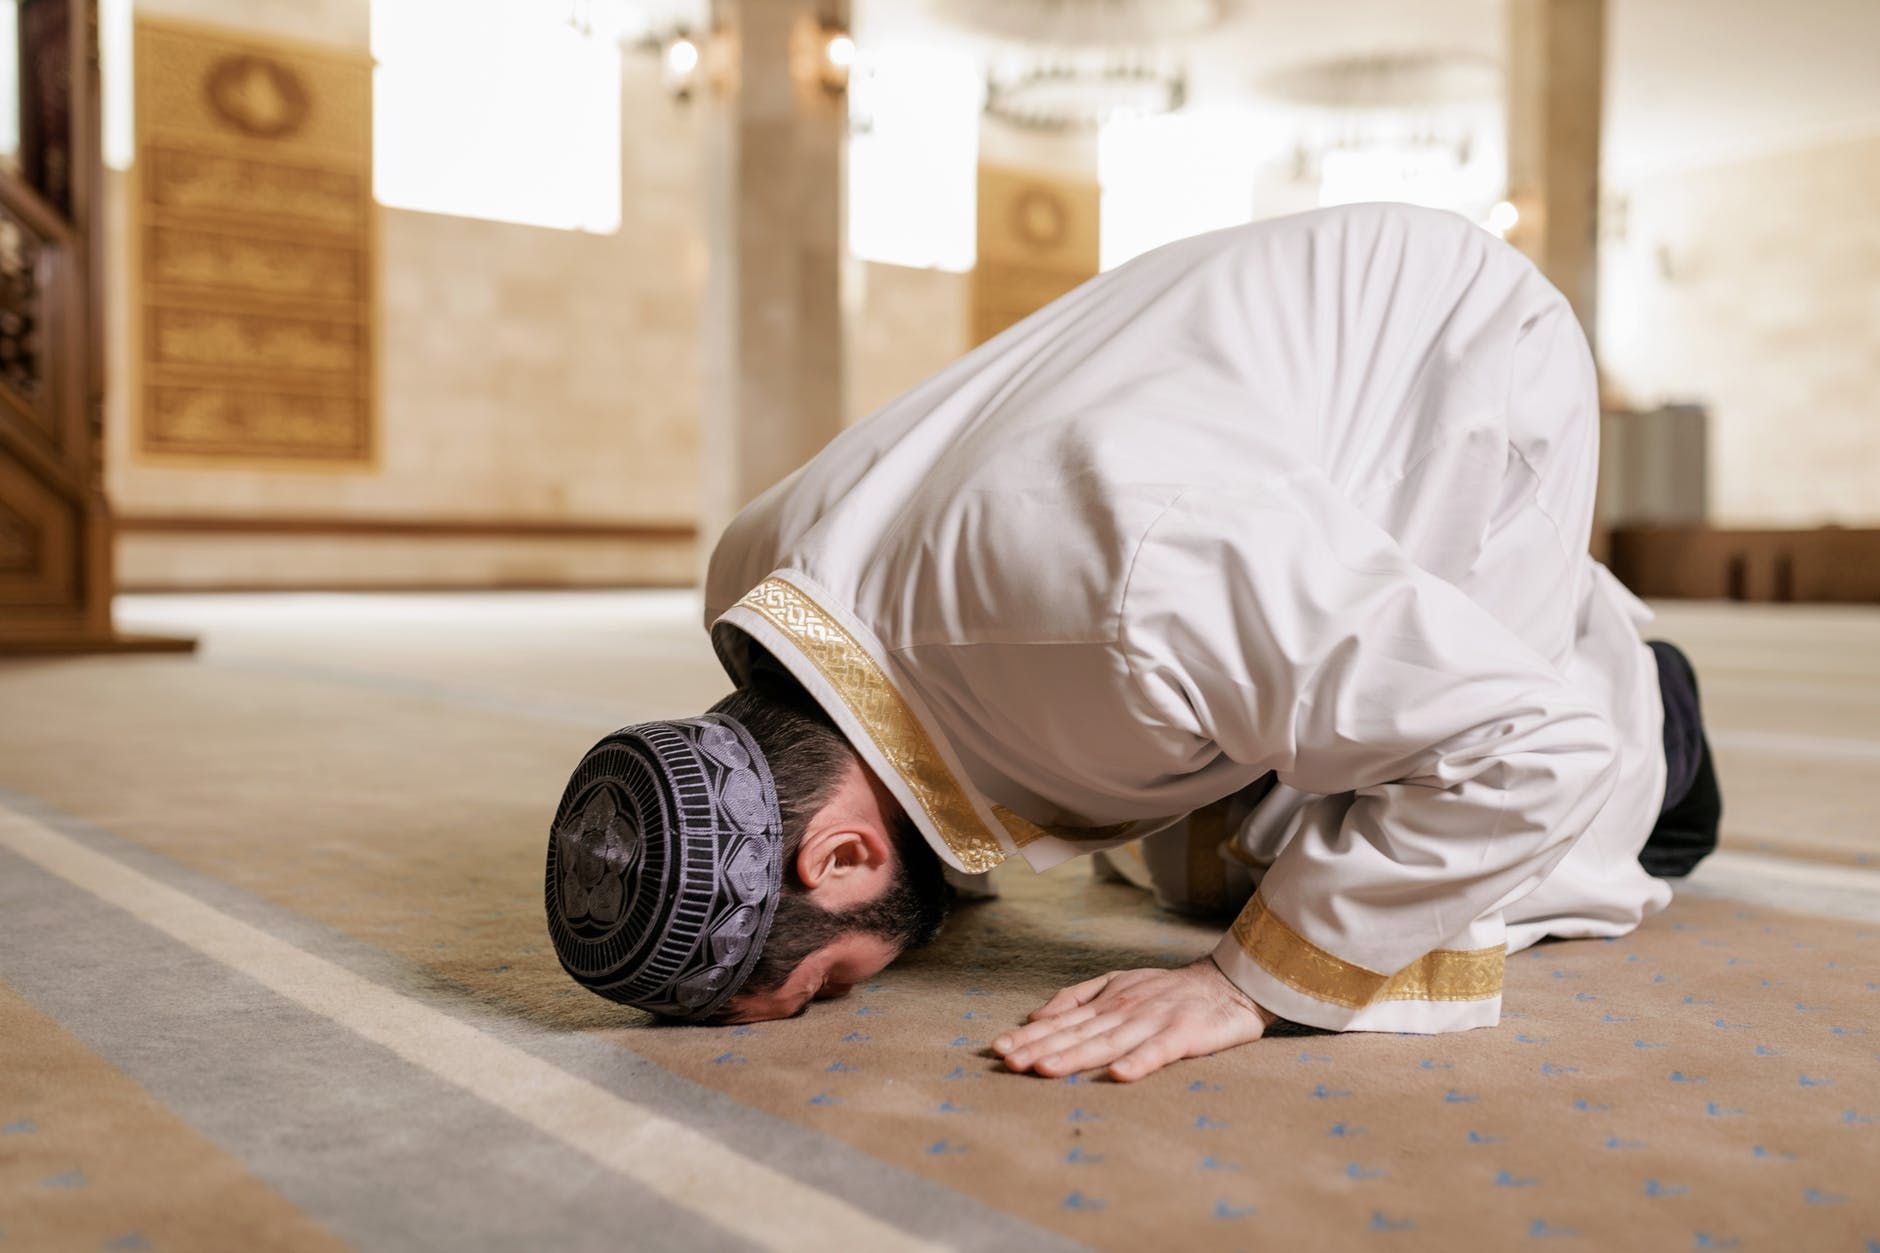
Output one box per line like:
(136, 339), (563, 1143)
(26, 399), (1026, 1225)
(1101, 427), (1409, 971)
(372, 0), (621, 233)
(100, 0), (132, 171)
(1310, 109), (1505, 221)
(1318, 145), (1468, 210)
(1099, 110), (1259, 270)
(0, 0), (16, 161)
(847, 45), (978, 272)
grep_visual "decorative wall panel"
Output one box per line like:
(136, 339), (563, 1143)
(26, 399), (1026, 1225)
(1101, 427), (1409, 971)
(133, 19), (373, 463)
(969, 164), (1099, 346)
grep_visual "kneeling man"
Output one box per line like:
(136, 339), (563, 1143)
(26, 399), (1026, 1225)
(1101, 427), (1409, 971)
(543, 203), (1719, 1081)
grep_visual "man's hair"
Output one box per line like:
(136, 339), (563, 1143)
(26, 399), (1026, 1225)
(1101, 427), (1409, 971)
(706, 660), (950, 1008)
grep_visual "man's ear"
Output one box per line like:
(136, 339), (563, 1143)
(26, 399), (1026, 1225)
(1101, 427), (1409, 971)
(796, 820), (893, 907)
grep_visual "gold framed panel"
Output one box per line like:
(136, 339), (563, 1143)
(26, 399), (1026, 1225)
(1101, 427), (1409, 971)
(969, 164), (1099, 347)
(131, 17), (375, 467)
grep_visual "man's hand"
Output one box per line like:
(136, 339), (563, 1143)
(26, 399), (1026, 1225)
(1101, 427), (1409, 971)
(992, 957), (1278, 1082)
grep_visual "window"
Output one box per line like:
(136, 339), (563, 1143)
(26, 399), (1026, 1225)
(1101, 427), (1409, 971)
(1318, 145), (1490, 214)
(846, 44), (978, 272)
(1099, 109), (1260, 270)
(100, 0), (133, 170)
(1310, 109), (1505, 221)
(371, 0), (621, 233)
(0, 0), (17, 162)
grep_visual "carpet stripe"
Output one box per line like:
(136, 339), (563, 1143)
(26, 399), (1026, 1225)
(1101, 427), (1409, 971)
(0, 803), (940, 1253)
(1680, 848), (1880, 923)
(0, 979), (353, 1252)
(0, 785), (1079, 1253)
(1711, 729), (1880, 763)
(0, 852), (751, 1253)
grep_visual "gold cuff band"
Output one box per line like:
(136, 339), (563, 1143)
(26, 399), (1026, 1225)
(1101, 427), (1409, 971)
(1229, 891), (1504, 1009)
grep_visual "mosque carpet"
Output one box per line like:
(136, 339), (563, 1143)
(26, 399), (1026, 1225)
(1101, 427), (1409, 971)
(1, 594), (1875, 1251)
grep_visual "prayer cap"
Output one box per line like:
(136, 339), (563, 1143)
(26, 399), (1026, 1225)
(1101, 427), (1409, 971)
(545, 715), (784, 1020)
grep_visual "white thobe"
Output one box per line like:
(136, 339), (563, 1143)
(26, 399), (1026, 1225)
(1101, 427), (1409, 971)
(705, 203), (1672, 1035)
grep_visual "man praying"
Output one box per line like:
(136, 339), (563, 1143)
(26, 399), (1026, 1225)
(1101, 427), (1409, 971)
(543, 202), (1720, 1082)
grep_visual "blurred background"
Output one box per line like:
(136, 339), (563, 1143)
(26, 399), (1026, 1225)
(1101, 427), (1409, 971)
(1, 0), (1876, 650)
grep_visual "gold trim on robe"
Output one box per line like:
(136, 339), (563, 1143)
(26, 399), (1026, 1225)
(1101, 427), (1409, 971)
(1230, 891), (1504, 1008)
(732, 577), (1011, 873)
(732, 574), (1195, 873)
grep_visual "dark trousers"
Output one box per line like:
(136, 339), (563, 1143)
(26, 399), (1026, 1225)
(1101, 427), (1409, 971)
(1639, 640), (1722, 879)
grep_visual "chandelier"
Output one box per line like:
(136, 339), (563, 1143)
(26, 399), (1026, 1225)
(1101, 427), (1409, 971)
(1259, 51), (1501, 183)
(938, 0), (1220, 132)
(943, 0), (1220, 45)
(984, 49), (1186, 131)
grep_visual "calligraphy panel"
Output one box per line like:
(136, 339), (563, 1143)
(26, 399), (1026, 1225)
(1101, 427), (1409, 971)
(969, 164), (1099, 347)
(133, 19), (373, 463)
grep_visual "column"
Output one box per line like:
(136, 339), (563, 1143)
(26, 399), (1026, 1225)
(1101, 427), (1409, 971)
(1506, 0), (1611, 554)
(1505, 0), (1606, 343)
(699, 0), (849, 550)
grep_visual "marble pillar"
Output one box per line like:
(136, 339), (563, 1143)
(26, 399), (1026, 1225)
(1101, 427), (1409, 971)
(1507, 0), (1611, 554)
(700, 0), (849, 550)
(1506, 0), (1606, 344)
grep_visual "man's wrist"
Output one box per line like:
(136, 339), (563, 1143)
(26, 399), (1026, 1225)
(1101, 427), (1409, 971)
(1204, 953), (1279, 1027)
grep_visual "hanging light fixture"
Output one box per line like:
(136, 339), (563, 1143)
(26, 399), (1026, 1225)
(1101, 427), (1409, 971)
(984, 49), (1186, 131)
(936, 0), (1216, 133)
(944, 0), (1219, 45)
(1258, 51), (1503, 217)
(1262, 52), (1499, 181)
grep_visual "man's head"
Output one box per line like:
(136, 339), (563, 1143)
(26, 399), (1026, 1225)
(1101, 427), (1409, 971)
(701, 674), (950, 1022)
(543, 661), (949, 1023)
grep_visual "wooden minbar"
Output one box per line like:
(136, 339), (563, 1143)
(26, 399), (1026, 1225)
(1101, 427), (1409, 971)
(0, 0), (190, 654)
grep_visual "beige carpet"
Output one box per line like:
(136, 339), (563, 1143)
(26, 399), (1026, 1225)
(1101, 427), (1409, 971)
(1, 593), (1875, 1251)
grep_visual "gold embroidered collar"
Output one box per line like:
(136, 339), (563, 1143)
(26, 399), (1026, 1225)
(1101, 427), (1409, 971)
(725, 575), (1176, 873)
(727, 577), (1011, 872)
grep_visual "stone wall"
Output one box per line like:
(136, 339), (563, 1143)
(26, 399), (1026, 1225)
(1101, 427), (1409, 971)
(106, 0), (706, 588)
(844, 260), (971, 423)
(1599, 129), (1880, 527)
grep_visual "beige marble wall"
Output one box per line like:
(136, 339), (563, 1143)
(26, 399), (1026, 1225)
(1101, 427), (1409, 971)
(130, 0), (369, 44)
(114, 532), (695, 590)
(106, 0), (708, 587)
(697, 0), (849, 551)
(843, 261), (971, 422)
(1599, 131), (1880, 527)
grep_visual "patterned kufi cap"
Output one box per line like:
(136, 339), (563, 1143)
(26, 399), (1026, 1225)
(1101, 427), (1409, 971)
(544, 715), (784, 1020)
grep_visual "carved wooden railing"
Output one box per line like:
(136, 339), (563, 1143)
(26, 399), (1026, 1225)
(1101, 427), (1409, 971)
(0, 162), (112, 645)
(0, 0), (186, 651)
